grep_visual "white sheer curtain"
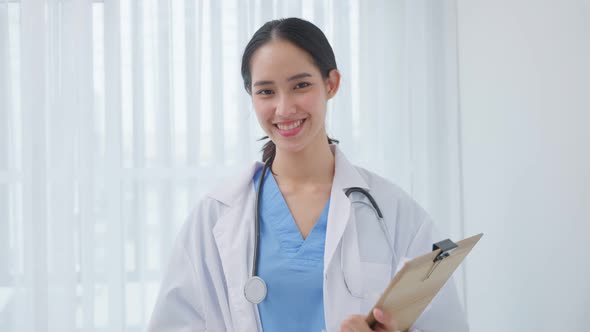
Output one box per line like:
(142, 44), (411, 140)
(0, 0), (463, 331)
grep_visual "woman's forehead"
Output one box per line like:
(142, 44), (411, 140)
(250, 40), (319, 80)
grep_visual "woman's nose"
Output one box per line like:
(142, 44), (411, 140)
(276, 94), (296, 116)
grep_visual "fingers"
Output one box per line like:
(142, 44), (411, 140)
(338, 315), (372, 332)
(337, 309), (400, 332)
(373, 307), (399, 332)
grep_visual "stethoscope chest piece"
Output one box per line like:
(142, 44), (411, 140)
(244, 276), (267, 304)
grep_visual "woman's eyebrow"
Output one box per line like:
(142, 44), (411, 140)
(253, 80), (273, 87)
(253, 72), (312, 87)
(287, 72), (312, 81)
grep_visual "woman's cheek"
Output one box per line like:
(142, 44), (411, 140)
(253, 99), (271, 118)
(252, 100), (276, 132)
(298, 89), (323, 111)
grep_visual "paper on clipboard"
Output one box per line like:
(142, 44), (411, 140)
(393, 256), (436, 313)
(394, 256), (411, 275)
(365, 233), (483, 331)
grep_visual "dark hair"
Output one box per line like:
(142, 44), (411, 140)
(241, 17), (339, 164)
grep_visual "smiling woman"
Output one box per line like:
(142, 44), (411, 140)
(147, 17), (468, 332)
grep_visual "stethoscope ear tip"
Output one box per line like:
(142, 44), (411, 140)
(244, 276), (267, 304)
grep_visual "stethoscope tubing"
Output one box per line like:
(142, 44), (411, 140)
(252, 160), (270, 279)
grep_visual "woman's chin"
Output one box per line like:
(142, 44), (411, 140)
(275, 141), (307, 154)
(271, 128), (327, 156)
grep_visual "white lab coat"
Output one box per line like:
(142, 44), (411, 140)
(148, 146), (469, 332)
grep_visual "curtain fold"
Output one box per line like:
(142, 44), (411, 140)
(0, 0), (463, 330)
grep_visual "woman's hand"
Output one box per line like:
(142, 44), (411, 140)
(337, 308), (399, 332)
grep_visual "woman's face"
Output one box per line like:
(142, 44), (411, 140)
(249, 39), (339, 154)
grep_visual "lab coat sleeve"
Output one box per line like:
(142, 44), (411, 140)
(147, 220), (206, 332)
(405, 213), (470, 332)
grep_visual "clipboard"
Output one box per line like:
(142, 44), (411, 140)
(365, 233), (483, 331)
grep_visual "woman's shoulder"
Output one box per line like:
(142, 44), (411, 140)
(353, 165), (417, 204)
(353, 165), (432, 224)
(183, 161), (262, 229)
(353, 165), (439, 257)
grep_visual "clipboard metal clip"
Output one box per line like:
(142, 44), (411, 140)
(424, 239), (458, 281)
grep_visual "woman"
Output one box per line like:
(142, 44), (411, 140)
(148, 18), (468, 332)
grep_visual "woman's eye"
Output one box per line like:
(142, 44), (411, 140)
(294, 82), (311, 89)
(256, 89), (274, 95)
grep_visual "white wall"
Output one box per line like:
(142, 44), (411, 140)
(456, 1), (590, 331)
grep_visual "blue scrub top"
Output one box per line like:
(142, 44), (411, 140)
(253, 166), (329, 332)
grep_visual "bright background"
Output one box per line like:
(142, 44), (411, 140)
(0, 0), (588, 331)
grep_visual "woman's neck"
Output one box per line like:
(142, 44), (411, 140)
(271, 137), (335, 188)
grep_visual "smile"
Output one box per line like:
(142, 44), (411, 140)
(275, 119), (305, 130)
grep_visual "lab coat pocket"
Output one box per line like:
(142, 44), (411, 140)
(360, 261), (392, 313)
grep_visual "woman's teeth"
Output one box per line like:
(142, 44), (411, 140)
(276, 119), (303, 130)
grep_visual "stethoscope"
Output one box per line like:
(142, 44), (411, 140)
(243, 160), (396, 304)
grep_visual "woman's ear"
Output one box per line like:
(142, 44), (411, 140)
(325, 69), (341, 99)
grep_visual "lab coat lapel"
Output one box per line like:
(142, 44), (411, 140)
(324, 146), (369, 275)
(324, 146), (370, 330)
(324, 207), (365, 332)
(211, 162), (263, 332)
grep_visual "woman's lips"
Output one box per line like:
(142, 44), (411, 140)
(274, 119), (306, 137)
